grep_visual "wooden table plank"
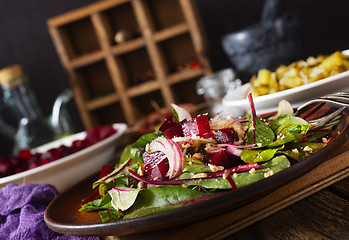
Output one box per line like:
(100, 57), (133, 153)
(229, 188), (349, 240)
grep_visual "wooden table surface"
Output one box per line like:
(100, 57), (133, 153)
(226, 178), (348, 240)
(103, 134), (349, 240)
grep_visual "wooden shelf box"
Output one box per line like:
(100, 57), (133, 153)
(47, 0), (212, 129)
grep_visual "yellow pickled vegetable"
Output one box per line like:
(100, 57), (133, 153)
(247, 51), (349, 97)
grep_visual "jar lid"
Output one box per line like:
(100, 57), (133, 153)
(0, 64), (24, 88)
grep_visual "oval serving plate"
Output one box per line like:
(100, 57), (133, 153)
(44, 109), (349, 237)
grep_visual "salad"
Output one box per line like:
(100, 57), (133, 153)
(80, 94), (334, 222)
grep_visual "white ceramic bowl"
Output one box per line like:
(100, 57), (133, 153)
(222, 65), (349, 116)
(0, 123), (127, 192)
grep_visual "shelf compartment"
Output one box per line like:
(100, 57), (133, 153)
(47, 0), (212, 129)
(57, 17), (100, 60)
(117, 47), (154, 87)
(143, 0), (185, 31)
(75, 60), (114, 101)
(100, 2), (141, 46)
(157, 32), (198, 74)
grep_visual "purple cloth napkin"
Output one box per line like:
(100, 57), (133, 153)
(0, 183), (99, 240)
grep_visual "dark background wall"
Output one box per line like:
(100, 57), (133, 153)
(0, 0), (348, 156)
(196, 0), (349, 74)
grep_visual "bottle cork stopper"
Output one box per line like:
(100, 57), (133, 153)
(0, 64), (24, 88)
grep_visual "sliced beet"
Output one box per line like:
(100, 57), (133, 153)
(227, 154), (245, 167)
(0, 124), (117, 178)
(97, 125), (117, 140)
(149, 161), (169, 181)
(164, 124), (183, 138)
(205, 149), (230, 167)
(40, 148), (64, 162)
(71, 139), (90, 153)
(17, 149), (32, 161)
(159, 114), (178, 133)
(213, 128), (239, 144)
(99, 164), (115, 179)
(143, 151), (169, 180)
(86, 125), (117, 143)
(182, 114), (213, 138)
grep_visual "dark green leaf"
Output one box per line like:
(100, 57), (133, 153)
(246, 117), (275, 147)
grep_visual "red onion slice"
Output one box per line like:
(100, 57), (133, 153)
(148, 136), (183, 179)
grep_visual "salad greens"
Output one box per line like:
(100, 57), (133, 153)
(80, 94), (332, 222)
